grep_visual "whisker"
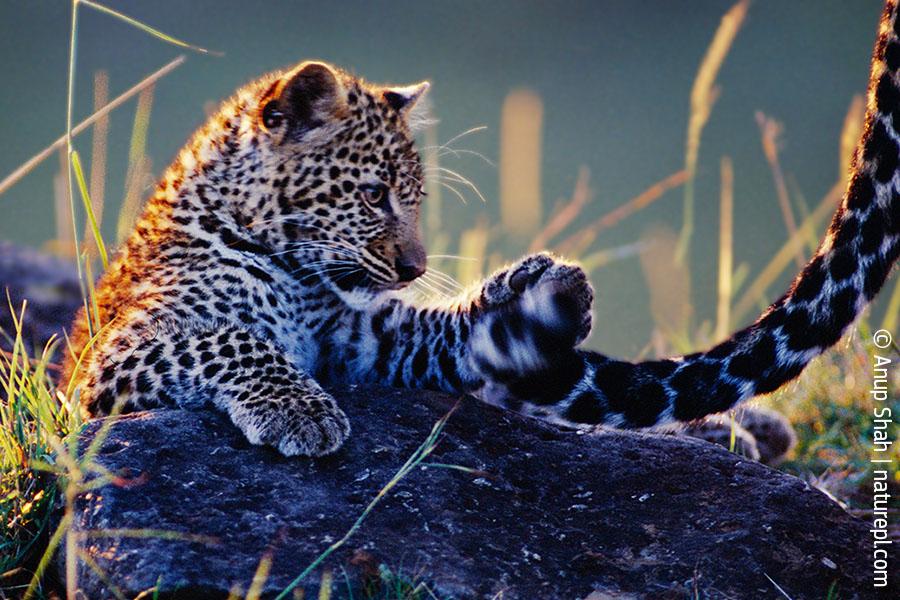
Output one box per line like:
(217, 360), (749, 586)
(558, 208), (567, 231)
(418, 273), (457, 297)
(427, 254), (477, 262)
(330, 267), (368, 286)
(398, 171), (424, 187)
(412, 277), (450, 300)
(424, 167), (487, 204)
(294, 262), (356, 274)
(300, 261), (358, 270)
(437, 181), (468, 205)
(294, 264), (360, 284)
(249, 217), (360, 251)
(281, 241), (360, 256)
(434, 125), (488, 149)
(267, 245), (359, 260)
(423, 267), (463, 291)
(435, 148), (496, 168)
(424, 268), (462, 291)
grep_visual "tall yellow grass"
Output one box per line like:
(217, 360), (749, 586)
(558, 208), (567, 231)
(732, 183), (840, 323)
(116, 85), (155, 242)
(52, 148), (75, 257)
(422, 121), (443, 239)
(756, 111), (804, 268)
(639, 226), (692, 350)
(529, 166), (592, 253)
(716, 156), (733, 341)
(500, 89), (543, 239)
(83, 70), (109, 259)
(456, 219), (489, 285)
(732, 93), (870, 325)
(676, 0), (750, 265)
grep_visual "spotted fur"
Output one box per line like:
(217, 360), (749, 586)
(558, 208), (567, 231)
(64, 61), (592, 456)
(485, 1), (900, 431)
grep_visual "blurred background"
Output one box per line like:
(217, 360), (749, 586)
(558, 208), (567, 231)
(0, 0), (890, 357)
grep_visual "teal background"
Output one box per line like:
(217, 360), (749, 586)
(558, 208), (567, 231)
(0, 1), (890, 356)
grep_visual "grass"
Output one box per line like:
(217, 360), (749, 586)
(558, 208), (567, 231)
(768, 331), (900, 509)
(1, 0), (898, 597)
(273, 407), (457, 600)
(0, 302), (76, 584)
(676, 0), (750, 265)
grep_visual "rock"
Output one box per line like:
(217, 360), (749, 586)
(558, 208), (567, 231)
(0, 242), (81, 356)
(62, 388), (895, 599)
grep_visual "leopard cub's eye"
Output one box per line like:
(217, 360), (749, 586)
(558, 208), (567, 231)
(360, 183), (389, 208)
(261, 101), (283, 130)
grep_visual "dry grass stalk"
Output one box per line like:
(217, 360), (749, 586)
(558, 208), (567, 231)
(732, 182), (841, 324)
(116, 85), (156, 242)
(716, 156), (734, 341)
(579, 240), (646, 272)
(423, 121), (443, 239)
(456, 219), (489, 286)
(500, 89), (542, 238)
(83, 70), (109, 258)
(756, 111), (804, 268)
(639, 226), (692, 349)
(676, 0), (750, 264)
(733, 93), (870, 325)
(52, 148), (75, 256)
(554, 170), (687, 256)
(529, 166), (592, 252)
(0, 56), (184, 199)
(785, 174), (821, 254)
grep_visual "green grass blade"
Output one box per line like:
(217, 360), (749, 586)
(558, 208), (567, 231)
(23, 513), (72, 600)
(275, 403), (458, 600)
(71, 150), (108, 269)
(676, 0), (750, 265)
(728, 411), (736, 453)
(79, 0), (220, 56)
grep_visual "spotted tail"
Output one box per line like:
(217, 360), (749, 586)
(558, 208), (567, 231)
(522, 0), (900, 429)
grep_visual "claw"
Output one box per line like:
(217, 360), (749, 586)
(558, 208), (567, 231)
(509, 269), (531, 294)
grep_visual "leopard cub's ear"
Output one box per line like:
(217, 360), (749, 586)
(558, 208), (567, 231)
(263, 61), (347, 138)
(382, 82), (433, 132)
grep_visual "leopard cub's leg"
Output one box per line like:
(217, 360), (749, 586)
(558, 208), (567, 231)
(677, 407), (796, 465)
(224, 375), (349, 457)
(731, 407), (796, 465)
(197, 329), (350, 456)
(78, 325), (349, 457)
(677, 416), (761, 462)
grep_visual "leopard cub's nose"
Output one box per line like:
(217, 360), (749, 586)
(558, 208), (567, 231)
(395, 255), (426, 282)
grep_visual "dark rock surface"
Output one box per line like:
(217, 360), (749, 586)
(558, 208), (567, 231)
(63, 388), (895, 599)
(0, 241), (81, 355)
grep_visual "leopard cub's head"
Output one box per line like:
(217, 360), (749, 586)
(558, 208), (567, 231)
(233, 61), (431, 293)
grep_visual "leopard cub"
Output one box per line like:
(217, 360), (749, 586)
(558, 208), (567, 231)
(65, 61), (593, 456)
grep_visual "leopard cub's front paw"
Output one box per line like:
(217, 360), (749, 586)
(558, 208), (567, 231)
(471, 252), (593, 379)
(480, 252), (593, 343)
(230, 392), (351, 457)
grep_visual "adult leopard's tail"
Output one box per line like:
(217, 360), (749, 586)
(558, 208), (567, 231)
(514, 0), (900, 428)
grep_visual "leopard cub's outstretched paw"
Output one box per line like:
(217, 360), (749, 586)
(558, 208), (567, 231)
(227, 388), (351, 457)
(471, 252), (593, 379)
